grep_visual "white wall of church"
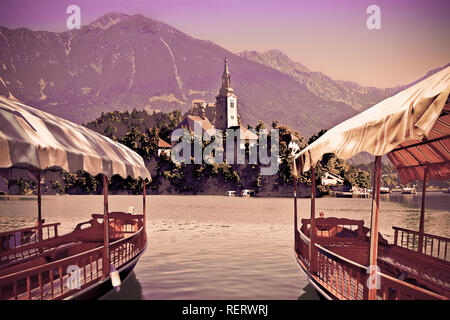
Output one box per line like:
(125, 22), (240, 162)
(227, 97), (238, 127)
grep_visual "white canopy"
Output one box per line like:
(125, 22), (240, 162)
(295, 66), (450, 183)
(0, 96), (151, 180)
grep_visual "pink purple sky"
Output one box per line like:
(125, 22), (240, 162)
(0, 0), (449, 87)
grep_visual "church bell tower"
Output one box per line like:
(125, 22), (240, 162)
(215, 58), (238, 131)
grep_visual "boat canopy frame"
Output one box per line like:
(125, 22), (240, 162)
(292, 67), (450, 300)
(0, 96), (151, 284)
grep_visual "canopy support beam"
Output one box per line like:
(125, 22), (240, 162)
(418, 167), (428, 254)
(102, 175), (110, 278)
(143, 179), (147, 242)
(391, 134), (450, 152)
(36, 170), (43, 244)
(293, 173), (298, 248)
(309, 166), (317, 273)
(368, 156), (381, 300)
(396, 159), (450, 170)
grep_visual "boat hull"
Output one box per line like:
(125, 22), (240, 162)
(294, 221), (449, 300)
(65, 242), (146, 300)
(294, 250), (336, 300)
(334, 192), (353, 198)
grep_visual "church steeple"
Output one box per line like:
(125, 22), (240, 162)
(215, 57), (238, 130)
(219, 58), (233, 96)
(223, 58), (230, 82)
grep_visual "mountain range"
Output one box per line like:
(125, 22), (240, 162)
(0, 12), (447, 139)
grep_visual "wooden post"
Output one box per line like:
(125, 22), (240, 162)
(309, 166), (317, 273)
(293, 173), (298, 248)
(102, 175), (110, 278)
(36, 170), (43, 243)
(368, 156), (381, 300)
(143, 179), (147, 242)
(418, 167), (428, 254)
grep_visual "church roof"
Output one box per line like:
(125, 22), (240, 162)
(158, 138), (171, 148)
(178, 115), (216, 136)
(239, 125), (258, 140)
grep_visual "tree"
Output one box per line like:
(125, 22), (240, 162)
(308, 129), (327, 145)
(255, 121), (266, 131)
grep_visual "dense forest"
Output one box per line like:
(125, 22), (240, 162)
(1, 109), (446, 196)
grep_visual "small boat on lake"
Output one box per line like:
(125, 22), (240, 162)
(241, 189), (255, 197)
(401, 187), (416, 194)
(0, 97), (151, 300)
(352, 187), (370, 198)
(380, 187), (390, 194)
(291, 67), (450, 300)
(335, 191), (353, 198)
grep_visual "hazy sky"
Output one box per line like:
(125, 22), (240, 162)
(0, 0), (449, 87)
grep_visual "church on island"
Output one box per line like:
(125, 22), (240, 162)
(178, 58), (258, 150)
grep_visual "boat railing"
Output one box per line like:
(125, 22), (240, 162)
(0, 226), (145, 300)
(296, 229), (447, 300)
(393, 226), (449, 262)
(0, 223), (60, 265)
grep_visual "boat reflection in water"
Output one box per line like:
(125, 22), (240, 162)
(99, 272), (144, 300)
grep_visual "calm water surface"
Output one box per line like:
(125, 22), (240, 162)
(0, 193), (448, 300)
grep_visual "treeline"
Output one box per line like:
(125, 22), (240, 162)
(85, 110), (375, 194)
(5, 108), (441, 196)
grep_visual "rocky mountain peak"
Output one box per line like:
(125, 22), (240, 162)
(238, 49), (310, 75)
(88, 12), (130, 30)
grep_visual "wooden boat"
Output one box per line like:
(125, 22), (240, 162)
(0, 97), (151, 300)
(291, 67), (450, 300)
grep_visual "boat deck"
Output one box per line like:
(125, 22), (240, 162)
(16, 259), (103, 300)
(378, 246), (450, 295)
(0, 213), (146, 300)
(297, 217), (450, 299)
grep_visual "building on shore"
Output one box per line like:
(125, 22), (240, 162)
(321, 171), (345, 186)
(157, 138), (172, 157)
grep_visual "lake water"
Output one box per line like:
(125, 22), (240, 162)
(0, 193), (448, 300)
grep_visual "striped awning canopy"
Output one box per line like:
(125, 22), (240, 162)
(295, 66), (450, 184)
(0, 96), (151, 180)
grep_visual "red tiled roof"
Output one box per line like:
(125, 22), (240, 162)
(239, 125), (258, 140)
(178, 115), (216, 135)
(158, 138), (171, 148)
